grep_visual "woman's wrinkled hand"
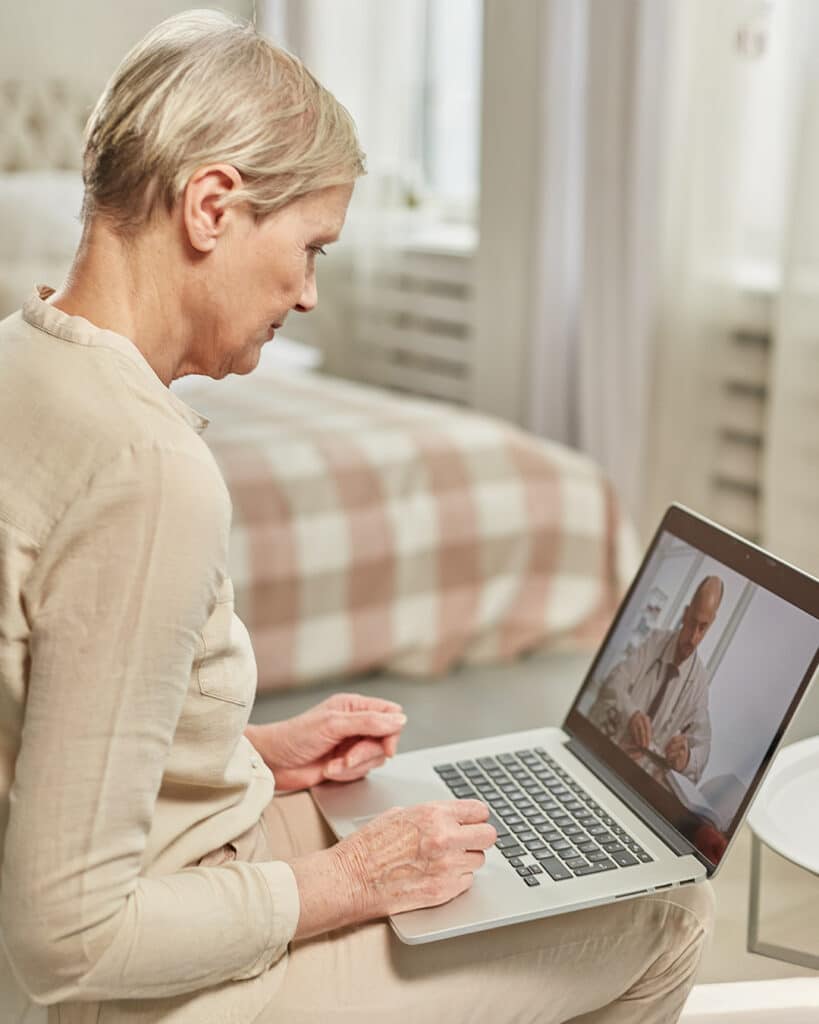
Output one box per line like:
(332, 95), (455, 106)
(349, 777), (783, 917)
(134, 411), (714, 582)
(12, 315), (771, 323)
(244, 692), (406, 792)
(290, 799), (496, 939)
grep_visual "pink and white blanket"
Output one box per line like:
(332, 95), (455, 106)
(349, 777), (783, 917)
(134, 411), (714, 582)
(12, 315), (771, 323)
(174, 365), (639, 693)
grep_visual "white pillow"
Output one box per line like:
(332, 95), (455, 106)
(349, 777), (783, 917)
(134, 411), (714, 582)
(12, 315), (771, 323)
(0, 170), (84, 261)
(0, 171), (84, 318)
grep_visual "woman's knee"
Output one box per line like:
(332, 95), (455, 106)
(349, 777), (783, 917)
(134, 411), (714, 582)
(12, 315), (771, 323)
(649, 879), (716, 964)
(664, 880), (715, 938)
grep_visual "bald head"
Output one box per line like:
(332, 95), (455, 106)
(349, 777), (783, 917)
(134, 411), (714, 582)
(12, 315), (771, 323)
(674, 575), (725, 664)
(691, 576), (725, 611)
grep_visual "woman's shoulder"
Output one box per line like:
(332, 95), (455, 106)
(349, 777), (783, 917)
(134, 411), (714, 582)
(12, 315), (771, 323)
(0, 311), (227, 548)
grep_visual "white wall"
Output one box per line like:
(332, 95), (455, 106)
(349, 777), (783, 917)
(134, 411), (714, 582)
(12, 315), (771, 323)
(705, 587), (818, 788)
(0, 0), (251, 89)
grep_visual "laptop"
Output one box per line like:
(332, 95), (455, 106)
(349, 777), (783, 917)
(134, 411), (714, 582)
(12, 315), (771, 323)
(312, 504), (819, 944)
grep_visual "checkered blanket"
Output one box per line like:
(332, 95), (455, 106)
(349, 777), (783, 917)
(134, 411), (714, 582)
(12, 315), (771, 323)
(173, 366), (640, 693)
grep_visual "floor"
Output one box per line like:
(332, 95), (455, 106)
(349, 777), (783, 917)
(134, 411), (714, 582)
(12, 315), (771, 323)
(250, 650), (819, 986)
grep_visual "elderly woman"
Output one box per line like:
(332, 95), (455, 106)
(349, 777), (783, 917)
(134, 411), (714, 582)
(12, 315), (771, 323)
(0, 10), (713, 1024)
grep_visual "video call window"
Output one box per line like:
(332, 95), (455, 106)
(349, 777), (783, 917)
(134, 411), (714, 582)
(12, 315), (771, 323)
(575, 532), (819, 862)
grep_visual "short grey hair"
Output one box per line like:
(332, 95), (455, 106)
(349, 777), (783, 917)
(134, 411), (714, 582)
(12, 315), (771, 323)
(81, 9), (366, 232)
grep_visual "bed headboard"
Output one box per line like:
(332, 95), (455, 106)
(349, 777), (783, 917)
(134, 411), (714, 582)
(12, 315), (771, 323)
(0, 80), (96, 172)
(0, 80), (93, 317)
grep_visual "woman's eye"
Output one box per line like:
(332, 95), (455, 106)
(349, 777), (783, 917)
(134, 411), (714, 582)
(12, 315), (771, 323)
(309, 245), (327, 257)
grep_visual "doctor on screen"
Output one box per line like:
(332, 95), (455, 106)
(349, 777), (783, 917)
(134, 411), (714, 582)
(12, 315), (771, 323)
(589, 576), (725, 786)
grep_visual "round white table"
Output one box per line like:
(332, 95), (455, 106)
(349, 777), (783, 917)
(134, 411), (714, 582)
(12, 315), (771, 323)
(746, 735), (819, 970)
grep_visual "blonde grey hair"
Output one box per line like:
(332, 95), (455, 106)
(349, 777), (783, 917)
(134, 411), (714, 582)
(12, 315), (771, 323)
(81, 8), (366, 232)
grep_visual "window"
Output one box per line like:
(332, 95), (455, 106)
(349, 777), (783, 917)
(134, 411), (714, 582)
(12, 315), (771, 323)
(419, 0), (483, 217)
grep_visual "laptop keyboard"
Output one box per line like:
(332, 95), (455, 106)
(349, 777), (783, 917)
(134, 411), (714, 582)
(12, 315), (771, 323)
(434, 748), (653, 888)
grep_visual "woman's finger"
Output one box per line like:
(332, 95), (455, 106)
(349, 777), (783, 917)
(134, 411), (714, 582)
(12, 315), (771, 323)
(382, 732), (401, 758)
(327, 693), (404, 715)
(454, 822), (497, 851)
(326, 708), (406, 741)
(342, 738), (384, 767)
(324, 753), (386, 781)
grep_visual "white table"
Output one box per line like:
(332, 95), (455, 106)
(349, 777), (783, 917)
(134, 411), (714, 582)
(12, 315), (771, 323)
(746, 735), (819, 970)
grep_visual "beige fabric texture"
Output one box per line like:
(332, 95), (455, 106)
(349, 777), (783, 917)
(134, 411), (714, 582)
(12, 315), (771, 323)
(0, 291), (299, 1021)
(173, 362), (640, 694)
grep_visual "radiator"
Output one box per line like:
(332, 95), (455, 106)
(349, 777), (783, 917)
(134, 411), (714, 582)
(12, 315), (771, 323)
(352, 239), (475, 404)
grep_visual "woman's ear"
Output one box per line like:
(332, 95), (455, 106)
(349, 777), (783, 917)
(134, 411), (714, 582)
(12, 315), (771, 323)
(182, 164), (243, 253)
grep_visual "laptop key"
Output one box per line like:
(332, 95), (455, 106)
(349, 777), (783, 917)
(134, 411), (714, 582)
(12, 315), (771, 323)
(573, 859), (616, 876)
(587, 850), (610, 863)
(508, 856), (524, 868)
(451, 785), (476, 799)
(496, 836), (520, 850)
(610, 850), (638, 867)
(565, 857), (588, 870)
(516, 865), (532, 876)
(500, 844), (525, 859)
(602, 842), (625, 854)
(636, 850), (653, 863)
(524, 875), (541, 887)
(538, 857), (572, 881)
(524, 839), (548, 853)
(577, 841), (599, 854)
(487, 815), (509, 837)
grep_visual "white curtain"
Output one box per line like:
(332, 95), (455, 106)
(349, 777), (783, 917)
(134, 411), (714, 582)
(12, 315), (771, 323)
(764, 16), (819, 576)
(520, 0), (671, 525)
(646, 0), (819, 563)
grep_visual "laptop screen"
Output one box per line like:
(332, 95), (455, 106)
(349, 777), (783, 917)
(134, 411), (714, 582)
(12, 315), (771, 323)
(565, 506), (819, 869)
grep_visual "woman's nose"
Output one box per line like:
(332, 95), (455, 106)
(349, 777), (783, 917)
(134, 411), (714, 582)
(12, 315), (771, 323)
(295, 272), (318, 313)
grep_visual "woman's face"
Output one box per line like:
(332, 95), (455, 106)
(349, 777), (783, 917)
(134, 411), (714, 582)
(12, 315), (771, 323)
(186, 182), (353, 379)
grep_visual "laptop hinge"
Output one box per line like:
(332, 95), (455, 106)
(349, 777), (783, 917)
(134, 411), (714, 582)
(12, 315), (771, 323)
(565, 737), (704, 863)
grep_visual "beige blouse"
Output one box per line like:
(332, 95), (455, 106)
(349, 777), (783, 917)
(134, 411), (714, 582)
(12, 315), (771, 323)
(0, 290), (299, 1019)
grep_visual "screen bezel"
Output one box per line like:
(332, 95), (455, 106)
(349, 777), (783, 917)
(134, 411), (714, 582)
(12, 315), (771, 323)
(563, 503), (819, 875)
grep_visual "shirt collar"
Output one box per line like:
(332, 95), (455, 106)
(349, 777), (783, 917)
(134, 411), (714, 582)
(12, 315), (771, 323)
(658, 629), (698, 679)
(22, 286), (210, 436)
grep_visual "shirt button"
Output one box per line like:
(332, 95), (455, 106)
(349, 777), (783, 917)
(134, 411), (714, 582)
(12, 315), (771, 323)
(250, 757), (260, 769)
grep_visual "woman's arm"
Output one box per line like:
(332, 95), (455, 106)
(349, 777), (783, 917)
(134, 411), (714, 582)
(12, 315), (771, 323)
(1, 445), (298, 1004)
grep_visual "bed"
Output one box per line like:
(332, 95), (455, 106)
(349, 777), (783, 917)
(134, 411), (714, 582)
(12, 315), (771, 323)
(0, 79), (640, 693)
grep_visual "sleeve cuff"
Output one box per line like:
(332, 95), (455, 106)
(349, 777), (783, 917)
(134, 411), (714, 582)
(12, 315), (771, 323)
(233, 861), (301, 981)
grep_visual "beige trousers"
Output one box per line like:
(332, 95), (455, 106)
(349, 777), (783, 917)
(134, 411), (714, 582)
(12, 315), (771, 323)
(258, 792), (714, 1024)
(48, 794), (714, 1024)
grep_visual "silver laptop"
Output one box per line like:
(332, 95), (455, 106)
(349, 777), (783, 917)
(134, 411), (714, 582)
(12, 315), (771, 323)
(312, 505), (819, 943)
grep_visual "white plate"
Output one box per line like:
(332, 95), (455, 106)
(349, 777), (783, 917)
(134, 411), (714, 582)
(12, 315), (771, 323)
(747, 736), (819, 875)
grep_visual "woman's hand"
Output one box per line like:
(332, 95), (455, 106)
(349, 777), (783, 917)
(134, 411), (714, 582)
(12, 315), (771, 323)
(244, 693), (406, 792)
(289, 799), (496, 939)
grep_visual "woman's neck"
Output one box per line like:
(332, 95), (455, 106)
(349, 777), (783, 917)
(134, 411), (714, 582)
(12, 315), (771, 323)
(50, 217), (192, 387)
